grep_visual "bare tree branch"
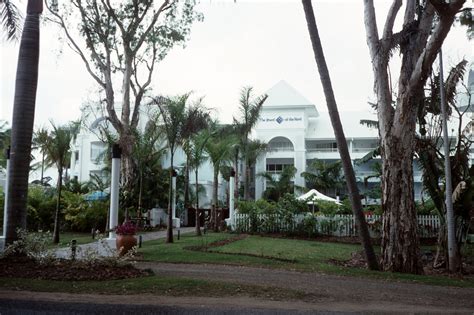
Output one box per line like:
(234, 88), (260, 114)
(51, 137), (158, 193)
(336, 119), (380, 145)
(404, 0), (416, 26)
(408, 0), (465, 97)
(363, 0), (380, 60)
(45, 0), (106, 88)
(382, 0), (402, 40)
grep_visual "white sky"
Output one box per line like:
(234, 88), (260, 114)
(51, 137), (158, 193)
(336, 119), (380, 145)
(1, 0), (473, 128)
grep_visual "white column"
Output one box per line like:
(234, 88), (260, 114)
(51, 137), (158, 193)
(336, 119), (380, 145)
(294, 150), (306, 189)
(229, 169), (235, 220)
(108, 144), (121, 240)
(2, 147), (10, 238)
(172, 170), (180, 228)
(172, 172), (177, 219)
(255, 156), (265, 199)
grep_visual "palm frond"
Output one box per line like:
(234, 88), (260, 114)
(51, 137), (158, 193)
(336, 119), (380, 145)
(1, 0), (22, 41)
(356, 147), (380, 165)
(360, 119), (379, 129)
(445, 59), (468, 107)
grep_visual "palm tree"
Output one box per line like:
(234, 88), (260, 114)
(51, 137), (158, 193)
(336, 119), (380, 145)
(44, 123), (74, 244)
(233, 87), (268, 200)
(151, 94), (208, 243)
(187, 128), (214, 236)
(32, 127), (51, 185)
(259, 165), (297, 202)
(1, 0), (22, 41)
(205, 130), (236, 231)
(132, 122), (166, 221)
(301, 159), (343, 196)
(302, 0), (378, 270)
(5, 0), (42, 245)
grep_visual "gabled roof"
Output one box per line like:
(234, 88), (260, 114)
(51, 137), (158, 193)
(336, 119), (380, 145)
(264, 80), (318, 116)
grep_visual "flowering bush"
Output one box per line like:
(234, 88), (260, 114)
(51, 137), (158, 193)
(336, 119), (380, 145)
(115, 222), (137, 235)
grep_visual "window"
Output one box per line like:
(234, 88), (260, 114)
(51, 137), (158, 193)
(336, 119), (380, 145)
(306, 140), (338, 152)
(90, 142), (106, 163)
(268, 137), (294, 151)
(266, 163), (293, 173)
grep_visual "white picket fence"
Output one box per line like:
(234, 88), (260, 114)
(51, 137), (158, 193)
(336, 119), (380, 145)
(234, 213), (440, 238)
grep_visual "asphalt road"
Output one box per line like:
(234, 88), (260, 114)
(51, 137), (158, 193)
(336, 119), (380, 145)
(0, 297), (362, 315)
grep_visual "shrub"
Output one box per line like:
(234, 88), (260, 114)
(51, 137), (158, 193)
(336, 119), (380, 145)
(63, 192), (108, 232)
(27, 185), (57, 231)
(2, 229), (55, 264)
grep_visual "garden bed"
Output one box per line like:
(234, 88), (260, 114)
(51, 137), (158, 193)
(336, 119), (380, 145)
(0, 256), (149, 281)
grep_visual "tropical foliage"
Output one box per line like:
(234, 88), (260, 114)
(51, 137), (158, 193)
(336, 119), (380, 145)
(205, 127), (236, 231)
(233, 87), (268, 200)
(301, 159), (343, 197)
(259, 165), (297, 202)
(0, 0), (22, 41)
(415, 59), (473, 269)
(151, 93), (209, 242)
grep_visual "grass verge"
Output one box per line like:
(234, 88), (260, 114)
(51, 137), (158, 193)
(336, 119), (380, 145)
(141, 232), (474, 288)
(0, 275), (315, 301)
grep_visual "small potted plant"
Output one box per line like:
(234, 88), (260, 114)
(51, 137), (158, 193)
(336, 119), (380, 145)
(115, 221), (138, 256)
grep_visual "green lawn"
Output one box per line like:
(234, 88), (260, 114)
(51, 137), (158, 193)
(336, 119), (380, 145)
(141, 232), (474, 287)
(47, 232), (95, 248)
(0, 275), (314, 301)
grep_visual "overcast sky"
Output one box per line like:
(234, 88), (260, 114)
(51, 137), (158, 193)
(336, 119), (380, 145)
(1, 0), (473, 129)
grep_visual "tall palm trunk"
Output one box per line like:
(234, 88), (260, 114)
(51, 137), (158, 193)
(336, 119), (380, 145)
(52, 168), (63, 244)
(138, 171), (143, 219)
(5, 0), (42, 245)
(245, 161), (252, 200)
(234, 151), (239, 200)
(40, 151), (45, 185)
(184, 158), (190, 208)
(195, 170), (201, 236)
(302, 0), (379, 270)
(243, 154), (250, 200)
(166, 153), (174, 243)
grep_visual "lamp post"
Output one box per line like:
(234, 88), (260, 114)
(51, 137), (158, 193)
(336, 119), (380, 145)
(2, 147), (10, 240)
(229, 168), (235, 225)
(108, 144), (121, 239)
(171, 169), (179, 227)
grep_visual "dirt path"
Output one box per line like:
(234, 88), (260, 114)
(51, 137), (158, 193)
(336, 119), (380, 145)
(0, 289), (472, 314)
(137, 262), (474, 313)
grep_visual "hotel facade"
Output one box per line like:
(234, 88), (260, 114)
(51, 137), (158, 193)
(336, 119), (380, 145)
(69, 75), (473, 207)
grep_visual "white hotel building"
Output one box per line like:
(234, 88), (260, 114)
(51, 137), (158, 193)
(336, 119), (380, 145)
(70, 76), (473, 206)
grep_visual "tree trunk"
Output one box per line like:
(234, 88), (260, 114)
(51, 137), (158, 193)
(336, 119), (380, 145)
(434, 223), (447, 268)
(138, 171), (143, 225)
(380, 132), (422, 273)
(5, 0), (42, 246)
(195, 170), (201, 236)
(244, 155), (250, 200)
(184, 158), (190, 208)
(53, 168), (63, 244)
(119, 137), (135, 203)
(244, 160), (251, 200)
(167, 153), (174, 243)
(40, 152), (44, 185)
(302, 0), (379, 270)
(234, 151), (239, 200)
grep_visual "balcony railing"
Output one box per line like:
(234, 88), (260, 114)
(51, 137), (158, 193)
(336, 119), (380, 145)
(306, 147), (338, 152)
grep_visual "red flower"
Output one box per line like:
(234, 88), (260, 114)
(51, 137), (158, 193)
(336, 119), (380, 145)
(115, 222), (137, 235)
